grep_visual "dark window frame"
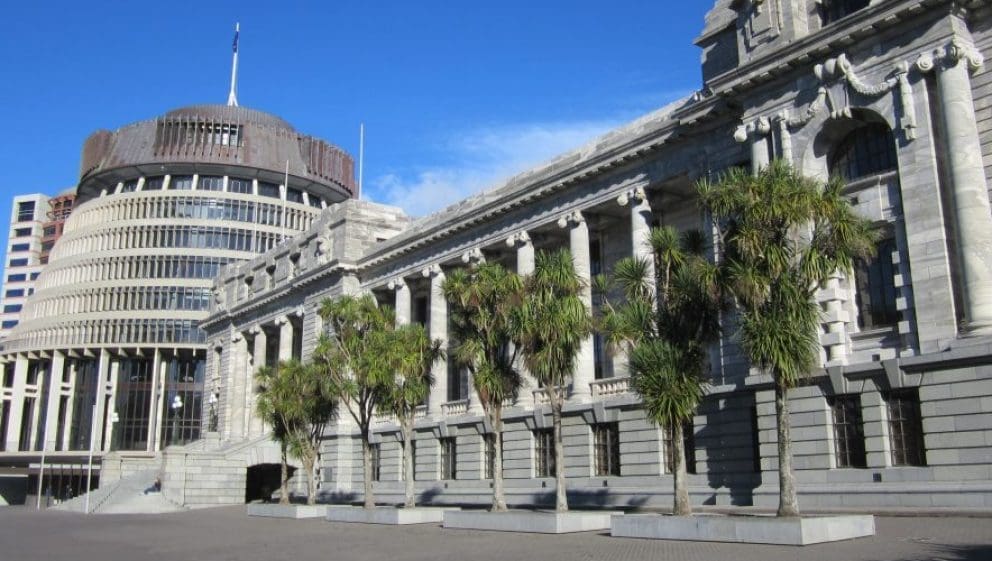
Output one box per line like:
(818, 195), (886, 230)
(830, 394), (868, 468)
(593, 422), (621, 477)
(886, 389), (926, 467)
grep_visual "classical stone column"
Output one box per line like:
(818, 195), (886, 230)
(277, 317), (294, 362)
(751, 118), (771, 173)
(506, 232), (536, 408)
(61, 359), (79, 451)
(249, 326), (268, 437)
(931, 42), (992, 332)
(3, 355), (29, 451)
(423, 265), (448, 418)
(389, 278), (411, 326)
(41, 352), (65, 452)
(227, 334), (249, 441)
(558, 211), (595, 401)
(146, 348), (162, 450)
(617, 186), (655, 285)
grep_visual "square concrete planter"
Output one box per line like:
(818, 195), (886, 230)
(443, 510), (618, 534)
(247, 503), (329, 519)
(610, 513), (876, 546)
(325, 505), (457, 525)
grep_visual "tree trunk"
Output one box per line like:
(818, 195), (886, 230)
(402, 417), (415, 509)
(279, 442), (290, 505)
(303, 451), (317, 506)
(491, 409), (507, 512)
(361, 429), (375, 510)
(775, 382), (800, 517)
(552, 398), (568, 513)
(672, 419), (691, 516)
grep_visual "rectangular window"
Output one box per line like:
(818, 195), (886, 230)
(7, 274), (26, 283)
(9, 258), (28, 267)
(887, 389), (926, 467)
(258, 182), (280, 199)
(198, 176), (224, 191)
(5, 289), (25, 298)
(831, 394), (867, 468)
(41, 241), (54, 252)
(1, 320), (18, 329)
(854, 237), (898, 330)
(286, 188), (304, 204)
(10, 243), (30, 252)
(29, 272), (39, 280)
(144, 176), (165, 190)
(440, 437), (457, 480)
(14, 227), (32, 237)
(228, 177), (253, 194)
(483, 433), (502, 480)
(534, 428), (555, 478)
(17, 201), (36, 222)
(593, 423), (621, 477)
(4, 304), (22, 314)
(120, 179), (139, 193)
(170, 175), (194, 190)
(42, 226), (57, 237)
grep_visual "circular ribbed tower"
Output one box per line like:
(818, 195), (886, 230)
(1, 104), (354, 459)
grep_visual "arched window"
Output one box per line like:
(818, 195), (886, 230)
(830, 122), (901, 331)
(820, 0), (870, 26)
(829, 123), (897, 182)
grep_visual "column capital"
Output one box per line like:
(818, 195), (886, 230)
(733, 117), (771, 143)
(505, 231), (532, 248)
(616, 186), (648, 207)
(917, 38), (985, 74)
(249, 325), (266, 335)
(387, 277), (409, 291)
(274, 316), (290, 327)
(461, 247), (485, 265)
(421, 264), (444, 278)
(231, 333), (244, 343)
(557, 210), (585, 229)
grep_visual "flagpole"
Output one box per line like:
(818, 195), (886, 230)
(358, 123), (364, 200)
(227, 23), (240, 107)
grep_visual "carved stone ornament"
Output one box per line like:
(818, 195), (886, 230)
(505, 231), (531, 248)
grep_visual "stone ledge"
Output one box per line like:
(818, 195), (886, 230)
(247, 504), (328, 519)
(443, 510), (617, 534)
(325, 506), (456, 525)
(610, 514), (876, 545)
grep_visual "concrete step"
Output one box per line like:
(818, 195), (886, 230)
(100, 491), (185, 514)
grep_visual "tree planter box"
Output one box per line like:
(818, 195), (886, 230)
(325, 506), (457, 525)
(443, 510), (618, 534)
(247, 504), (328, 519)
(610, 513), (875, 545)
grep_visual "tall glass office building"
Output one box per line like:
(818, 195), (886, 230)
(0, 104), (354, 499)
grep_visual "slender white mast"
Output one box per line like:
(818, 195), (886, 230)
(358, 122), (365, 200)
(227, 23), (240, 107)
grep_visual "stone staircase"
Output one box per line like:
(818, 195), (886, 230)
(52, 469), (185, 514)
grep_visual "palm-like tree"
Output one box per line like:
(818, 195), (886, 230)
(698, 160), (874, 517)
(315, 294), (396, 510)
(255, 359), (337, 505)
(515, 249), (593, 512)
(442, 262), (524, 512)
(385, 323), (444, 508)
(597, 227), (722, 516)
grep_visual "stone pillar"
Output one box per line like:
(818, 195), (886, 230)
(4, 355), (28, 451)
(423, 265), (448, 418)
(389, 278), (411, 326)
(861, 384), (889, 468)
(558, 211), (595, 401)
(93, 349), (111, 451)
(821, 272), (849, 366)
(278, 317), (293, 362)
(507, 232), (536, 408)
(932, 43), (992, 332)
(249, 326), (267, 437)
(227, 333), (249, 441)
(146, 349), (162, 451)
(737, 117), (771, 173)
(61, 360), (78, 451)
(617, 186), (655, 289)
(42, 352), (66, 451)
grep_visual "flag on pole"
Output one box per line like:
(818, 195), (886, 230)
(233, 26), (239, 54)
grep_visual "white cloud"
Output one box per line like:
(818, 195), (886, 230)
(367, 120), (623, 217)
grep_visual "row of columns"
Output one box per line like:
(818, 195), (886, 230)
(226, 312), (299, 441)
(383, 191), (656, 419)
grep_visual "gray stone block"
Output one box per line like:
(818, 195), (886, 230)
(610, 514), (876, 545)
(443, 510), (618, 533)
(325, 505), (457, 524)
(247, 504), (328, 519)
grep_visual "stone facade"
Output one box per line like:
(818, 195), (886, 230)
(196, 0), (992, 511)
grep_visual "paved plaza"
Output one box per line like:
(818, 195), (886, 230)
(0, 506), (990, 561)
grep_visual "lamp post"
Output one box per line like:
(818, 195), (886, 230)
(170, 395), (184, 446)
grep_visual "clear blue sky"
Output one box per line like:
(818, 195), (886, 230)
(0, 0), (712, 266)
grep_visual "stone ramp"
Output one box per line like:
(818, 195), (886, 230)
(52, 468), (184, 514)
